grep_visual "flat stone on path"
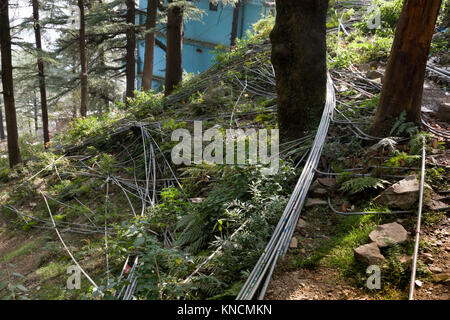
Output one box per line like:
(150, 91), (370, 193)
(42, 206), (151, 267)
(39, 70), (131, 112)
(305, 198), (327, 207)
(369, 222), (408, 248)
(354, 242), (385, 265)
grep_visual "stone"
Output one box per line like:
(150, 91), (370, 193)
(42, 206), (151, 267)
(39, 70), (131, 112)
(354, 242), (385, 265)
(422, 253), (434, 264)
(310, 180), (322, 191)
(373, 175), (420, 210)
(297, 218), (308, 229)
(289, 237), (298, 249)
(432, 273), (450, 283)
(437, 102), (450, 122)
(366, 70), (383, 79)
(305, 198), (327, 207)
(317, 177), (336, 189)
(415, 280), (423, 288)
(426, 199), (448, 211)
(358, 63), (370, 72)
(311, 188), (328, 198)
(429, 266), (443, 274)
(369, 222), (408, 248)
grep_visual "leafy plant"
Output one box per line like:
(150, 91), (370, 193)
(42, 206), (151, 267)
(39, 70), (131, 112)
(339, 176), (389, 195)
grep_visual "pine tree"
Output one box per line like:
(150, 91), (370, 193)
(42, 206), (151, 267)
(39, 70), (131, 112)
(142, 0), (159, 91)
(32, 0), (50, 148)
(0, 0), (22, 167)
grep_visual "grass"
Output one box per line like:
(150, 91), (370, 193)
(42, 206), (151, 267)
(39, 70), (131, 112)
(3, 240), (41, 263)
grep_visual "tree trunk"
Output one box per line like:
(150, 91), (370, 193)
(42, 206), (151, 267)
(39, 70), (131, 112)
(0, 97), (5, 140)
(142, 0), (159, 91)
(34, 94), (38, 132)
(165, 0), (183, 96)
(126, 0), (136, 100)
(32, 0), (50, 148)
(0, 0), (22, 167)
(78, 0), (88, 117)
(371, 0), (443, 136)
(230, 1), (241, 47)
(270, 0), (329, 141)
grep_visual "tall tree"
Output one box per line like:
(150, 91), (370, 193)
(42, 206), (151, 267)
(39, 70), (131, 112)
(142, 0), (159, 91)
(0, 0), (22, 167)
(0, 97), (5, 140)
(270, 0), (329, 141)
(126, 0), (136, 100)
(78, 0), (88, 117)
(230, 0), (241, 47)
(32, 0), (50, 148)
(371, 0), (443, 136)
(164, 0), (183, 96)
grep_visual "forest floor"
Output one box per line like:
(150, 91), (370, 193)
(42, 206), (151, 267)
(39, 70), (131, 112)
(266, 82), (450, 300)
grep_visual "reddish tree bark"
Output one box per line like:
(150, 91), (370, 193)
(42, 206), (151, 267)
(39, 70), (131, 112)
(32, 0), (50, 148)
(126, 0), (136, 100)
(78, 0), (88, 117)
(371, 0), (443, 136)
(270, 0), (329, 141)
(0, 0), (22, 167)
(142, 0), (159, 91)
(165, 0), (183, 96)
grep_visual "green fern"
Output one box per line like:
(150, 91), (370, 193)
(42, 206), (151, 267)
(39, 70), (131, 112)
(339, 176), (389, 195)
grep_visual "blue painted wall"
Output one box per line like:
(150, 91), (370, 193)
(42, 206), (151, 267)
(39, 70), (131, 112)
(136, 0), (274, 91)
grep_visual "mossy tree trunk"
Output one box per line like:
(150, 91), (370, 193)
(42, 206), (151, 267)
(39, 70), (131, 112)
(371, 0), (442, 136)
(270, 0), (329, 141)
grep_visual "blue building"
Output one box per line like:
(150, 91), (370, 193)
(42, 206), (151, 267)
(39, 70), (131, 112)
(136, 0), (274, 91)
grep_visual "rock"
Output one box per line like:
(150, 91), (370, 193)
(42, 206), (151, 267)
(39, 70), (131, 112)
(311, 188), (328, 198)
(354, 242), (385, 265)
(297, 218), (308, 229)
(422, 253), (434, 264)
(317, 177), (336, 189)
(399, 255), (413, 267)
(437, 102), (450, 122)
(190, 198), (204, 204)
(366, 70), (383, 79)
(415, 280), (423, 288)
(373, 175), (419, 210)
(369, 222), (408, 248)
(289, 237), (298, 249)
(426, 199), (449, 211)
(429, 266), (443, 274)
(432, 273), (450, 283)
(305, 198), (327, 207)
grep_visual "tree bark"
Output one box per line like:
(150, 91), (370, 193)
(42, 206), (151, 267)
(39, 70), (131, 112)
(0, 0), (22, 167)
(142, 0), (159, 91)
(165, 0), (183, 96)
(371, 0), (443, 136)
(32, 0), (50, 148)
(78, 0), (88, 117)
(34, 94), (38, 132)
(126, 0), (136, 100)
(0, 97), (5, 140)
(230, 0), (241, 47)
(270, 0), (329, 141)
